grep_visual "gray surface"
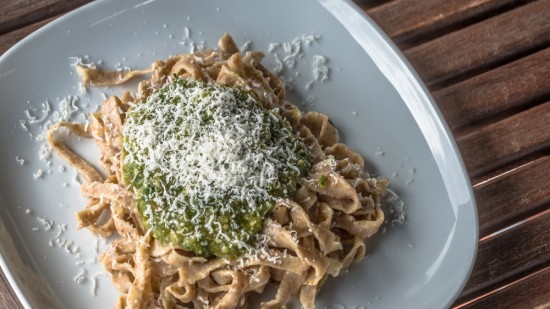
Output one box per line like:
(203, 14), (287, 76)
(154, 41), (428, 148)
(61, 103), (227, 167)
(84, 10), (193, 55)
(0, 0), (478, 308)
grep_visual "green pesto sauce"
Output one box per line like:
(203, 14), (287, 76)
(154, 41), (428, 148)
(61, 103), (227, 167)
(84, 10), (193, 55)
(122, 77), (311, 259)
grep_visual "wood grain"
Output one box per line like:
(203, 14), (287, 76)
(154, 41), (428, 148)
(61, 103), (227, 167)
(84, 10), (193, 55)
(474, 156), (550, 236)
(432, 47), (550, 130)
(0, 269), (22, 309)
(403, 0), (550, 88)
(455, 266), (550, 309)
(367, 0), (526, 48)
(455, 209), (550, 304)
(0, 0), (91, 35)
(456, 101), (550, 177)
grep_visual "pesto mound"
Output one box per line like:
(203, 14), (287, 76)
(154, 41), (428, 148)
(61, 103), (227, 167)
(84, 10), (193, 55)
(122, 77), (311, 259)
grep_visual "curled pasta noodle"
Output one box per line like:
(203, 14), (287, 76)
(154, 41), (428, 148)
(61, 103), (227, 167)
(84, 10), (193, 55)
(76, 66), (154, 87)
(48, 33), (387, 309)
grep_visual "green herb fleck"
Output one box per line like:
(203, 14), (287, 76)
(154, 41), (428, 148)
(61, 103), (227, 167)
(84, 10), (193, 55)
(319, 175), (328, 188)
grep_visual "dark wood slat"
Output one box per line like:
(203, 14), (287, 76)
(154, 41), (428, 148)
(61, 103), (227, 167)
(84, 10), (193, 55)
(433, 47), (550, 130)
(0, 0), (91, 35)
(0, 16), (55, 56)
(353, 0), (395, 10)
(403, 0), (550, 88)
(455, 266), (550, 309)
(0, 270), (22, 309)
(456, 101), (550, 177)
(474, 156), (550, 237)
(455, 209), (550, 304)
(367, 0), (526, 48)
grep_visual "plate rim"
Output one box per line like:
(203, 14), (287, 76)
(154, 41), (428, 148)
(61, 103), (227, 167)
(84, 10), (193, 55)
(329, 0), (479, 307)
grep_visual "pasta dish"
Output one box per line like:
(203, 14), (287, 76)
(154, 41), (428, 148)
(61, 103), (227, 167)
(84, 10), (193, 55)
(48, 33), (387, 308)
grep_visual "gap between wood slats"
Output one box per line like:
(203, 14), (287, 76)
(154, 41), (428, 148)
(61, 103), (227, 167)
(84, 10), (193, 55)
(453, 266), (550, 309)
(0, 0), (91, 35)
(367, 0), (534, 50)
(455, 209), (550, 304)
(403, 0), (550, 90)
(473, 155), (550, 237)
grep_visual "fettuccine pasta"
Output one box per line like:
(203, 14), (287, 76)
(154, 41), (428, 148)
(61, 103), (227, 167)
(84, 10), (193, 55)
(48, 33), (386, 309)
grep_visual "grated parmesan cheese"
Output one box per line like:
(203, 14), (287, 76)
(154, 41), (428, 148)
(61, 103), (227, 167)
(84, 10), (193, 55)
(272, 53), (283, 73)
(264, 33), (330, 96)
(268, 42), (280, 53)
(122, 78), (310, 257)
(239, 40), (252, 53)
(25, 101), (50, 124)
(312, 55), (329, 82)
(36, 216), (53, 231)
(19, 120), (29, 131)
(15, 156), (25, 166)
(74, 268), (87, 284)
(33, 169), (43, 180)
(385, 188), (406, 226)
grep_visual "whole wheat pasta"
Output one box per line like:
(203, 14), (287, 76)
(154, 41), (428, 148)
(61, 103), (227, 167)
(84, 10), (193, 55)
(49, 33), (386, 309)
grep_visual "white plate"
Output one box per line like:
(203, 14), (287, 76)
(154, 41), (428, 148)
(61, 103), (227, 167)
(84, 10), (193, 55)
(0, 0), (478, 308)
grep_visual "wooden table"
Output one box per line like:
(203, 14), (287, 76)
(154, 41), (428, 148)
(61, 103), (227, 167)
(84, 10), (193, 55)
(1, 0), (548, 308)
